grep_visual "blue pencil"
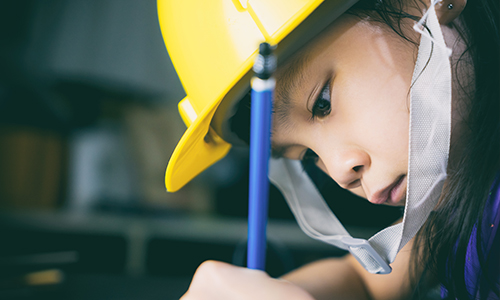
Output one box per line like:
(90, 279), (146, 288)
(247, 43), (276, 270)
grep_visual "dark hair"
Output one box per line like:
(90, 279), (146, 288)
(347, 0), (500, 298)
(417, 0), (500, 298)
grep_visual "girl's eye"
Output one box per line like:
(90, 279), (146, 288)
(311, 81), (331, 119)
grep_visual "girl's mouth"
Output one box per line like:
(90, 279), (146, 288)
(370, 175), (407, 205)
(387, 175), (406, 205)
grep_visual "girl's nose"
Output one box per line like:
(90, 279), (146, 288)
(318, 148), (370, 189)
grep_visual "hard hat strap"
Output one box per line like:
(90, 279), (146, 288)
(269, 2), (452, 274)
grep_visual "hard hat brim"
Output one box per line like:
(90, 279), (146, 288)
(160, 0), (359, 192)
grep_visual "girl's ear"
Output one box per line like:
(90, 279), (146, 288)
(436, 0), (467, 25)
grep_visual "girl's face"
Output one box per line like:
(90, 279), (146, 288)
(272, 15), (420, 206)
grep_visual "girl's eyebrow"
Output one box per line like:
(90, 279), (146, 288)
(273, 52), (310, 130)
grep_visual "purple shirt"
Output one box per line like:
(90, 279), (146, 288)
(442, 175), (500, 299)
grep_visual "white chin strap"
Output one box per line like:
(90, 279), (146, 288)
(269, 2), (452, 274)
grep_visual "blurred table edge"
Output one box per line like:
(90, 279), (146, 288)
(0, 210), (381, 276)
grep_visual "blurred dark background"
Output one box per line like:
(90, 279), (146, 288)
(0, 1), (402, 299)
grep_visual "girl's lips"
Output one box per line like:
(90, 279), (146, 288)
(388, 175), (406, 205)
(369, 175), (407, 205)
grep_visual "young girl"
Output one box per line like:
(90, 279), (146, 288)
(159, 0), (499, 298)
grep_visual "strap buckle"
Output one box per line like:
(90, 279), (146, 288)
(341, 237), (392, 274)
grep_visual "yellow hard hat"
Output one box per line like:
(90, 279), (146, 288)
(158, 0), (358, 192)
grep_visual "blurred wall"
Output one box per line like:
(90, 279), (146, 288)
(23, 0), (185, 98)
(0, 0), (216, 213)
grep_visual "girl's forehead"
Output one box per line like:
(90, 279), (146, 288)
(271, 13), (418, 142)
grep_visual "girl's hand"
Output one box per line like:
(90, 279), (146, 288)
(180, 261), (315, 300)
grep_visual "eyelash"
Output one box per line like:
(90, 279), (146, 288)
(311, 80), (332, 119)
